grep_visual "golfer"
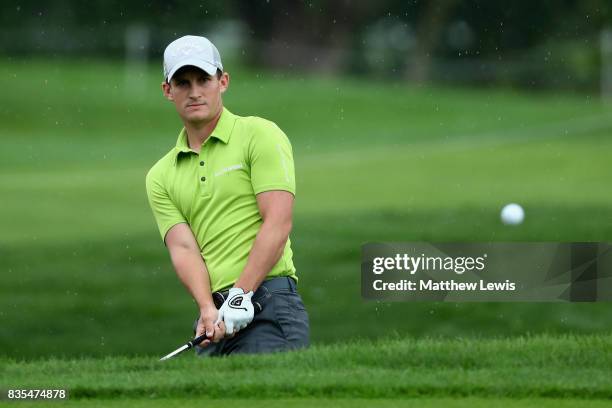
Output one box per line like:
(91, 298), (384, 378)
(146, 35), (309, 355)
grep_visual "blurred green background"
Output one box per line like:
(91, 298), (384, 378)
(1, 1), (612, 359)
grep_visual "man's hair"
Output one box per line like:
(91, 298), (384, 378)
(167, 68), (223, 85)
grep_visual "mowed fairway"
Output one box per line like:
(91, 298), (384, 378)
(1, 59), (612, 404)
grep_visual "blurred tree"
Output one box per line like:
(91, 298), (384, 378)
(237, 0), (387, 71)
(0, 0), (228, 56)
(408, 0), (460, 83)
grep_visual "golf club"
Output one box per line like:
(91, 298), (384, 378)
(159, 300), (263, 361)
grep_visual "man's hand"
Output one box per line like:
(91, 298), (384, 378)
(195, 308), (227, 346)
(215, 288), (255, 335)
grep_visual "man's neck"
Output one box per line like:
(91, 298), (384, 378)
(184, 107), (223, 153)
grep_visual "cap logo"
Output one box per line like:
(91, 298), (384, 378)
(179, 44), (205, 57)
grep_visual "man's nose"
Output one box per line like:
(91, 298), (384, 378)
(188, 85), (203, 98)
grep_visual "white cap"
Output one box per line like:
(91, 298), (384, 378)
(163, 35), (223, 82)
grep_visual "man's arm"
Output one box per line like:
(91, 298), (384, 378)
(233, 190), (294, 293)
(165, 223), (226, 345)
(218, 121), (296, 335)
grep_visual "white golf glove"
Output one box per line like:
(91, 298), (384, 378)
(215, 288), (254, 335)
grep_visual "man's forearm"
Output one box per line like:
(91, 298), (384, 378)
(169, 246), (215, 312)
(234, 220), (291, 293)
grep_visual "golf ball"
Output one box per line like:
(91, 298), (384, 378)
(501, 203), (524, 225)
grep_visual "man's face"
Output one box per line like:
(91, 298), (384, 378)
(161, 66), (229, 124)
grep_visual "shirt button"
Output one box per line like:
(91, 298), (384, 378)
(200, 161), (205, 166)
(201, 176), (206, 182)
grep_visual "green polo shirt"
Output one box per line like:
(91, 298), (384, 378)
(145, 107), (297, 292)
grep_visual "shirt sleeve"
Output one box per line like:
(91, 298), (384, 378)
(248, 119), (296, 196)
(145, 167), (187, 244)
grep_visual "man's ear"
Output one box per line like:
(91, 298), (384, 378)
(161, 81), (174, 101)
(219, 72), (230, 94)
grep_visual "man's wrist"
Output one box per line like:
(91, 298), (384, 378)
(198, 300), (216, 314)
(230, 286), (246, 294)
(232, 282), (255, 293)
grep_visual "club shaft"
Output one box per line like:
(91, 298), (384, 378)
(159, 344), (189, 361)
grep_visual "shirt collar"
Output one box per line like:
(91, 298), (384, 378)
(173, 107), (237, 165)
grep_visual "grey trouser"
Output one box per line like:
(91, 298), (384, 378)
(193, 276), (310, 356)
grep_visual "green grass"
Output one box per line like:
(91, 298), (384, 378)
(5, 398), (612, 408)
(2, 335), (612, 404)
(1, 57), (612, 362)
